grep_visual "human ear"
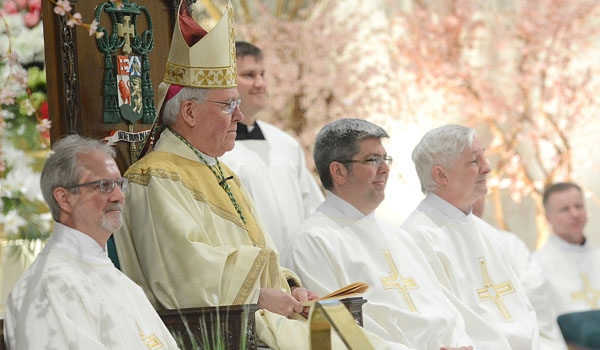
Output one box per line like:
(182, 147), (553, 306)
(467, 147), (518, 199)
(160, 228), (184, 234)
(431, 165), (448, 185)
(54, 187), (74, 214)
(179, 100), (196, 127)
(330, 162), (348, 186)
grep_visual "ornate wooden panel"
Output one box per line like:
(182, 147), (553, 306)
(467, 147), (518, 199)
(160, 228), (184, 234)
(42, 0), (179, 172)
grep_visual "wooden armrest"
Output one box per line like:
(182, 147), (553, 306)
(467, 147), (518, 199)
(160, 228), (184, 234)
(158, 304), (260, 350)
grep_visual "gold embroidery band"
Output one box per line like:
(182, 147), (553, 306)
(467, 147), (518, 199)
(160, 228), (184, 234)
(233, 249), (270, 304)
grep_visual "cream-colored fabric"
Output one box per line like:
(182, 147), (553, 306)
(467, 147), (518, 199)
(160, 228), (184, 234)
(115, 129), (378, 349)
(220, 120), (324, 252)
(401, 193), (541, 350)
(284, 192), (481, 349)
(532, 234), (600, 316)
(0, 239), (45, 317)
(115, 129), (288, 310)
(163, 1), (236, 89)
(497, 230), (567, 350)
(5, 223), (178, 349)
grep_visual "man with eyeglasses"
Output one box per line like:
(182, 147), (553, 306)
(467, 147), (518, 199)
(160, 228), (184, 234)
(220, 41), (324, 253)
(283, 118), (483, 349)
(112, 3), (386, 349)
(401, 124), (542, 348)
(4, 135), (178, 349)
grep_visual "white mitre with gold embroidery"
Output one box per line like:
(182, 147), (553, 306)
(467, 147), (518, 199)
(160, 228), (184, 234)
(163, 1), (236, 89)
(139, 0), (237, 159)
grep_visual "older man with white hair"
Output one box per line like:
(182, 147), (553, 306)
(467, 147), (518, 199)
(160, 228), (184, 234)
(401, 124), (543, 349)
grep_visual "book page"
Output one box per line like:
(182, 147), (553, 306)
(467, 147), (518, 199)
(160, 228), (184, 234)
(302, 282), (369, 306)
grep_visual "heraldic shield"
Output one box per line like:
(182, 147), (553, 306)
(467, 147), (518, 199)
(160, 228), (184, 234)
(94, 0), (155, 125)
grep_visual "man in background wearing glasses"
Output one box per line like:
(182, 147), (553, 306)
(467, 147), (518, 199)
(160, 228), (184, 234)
(220, 41), (324, 253)
(4, 135), (178, 349)
(283, 118), (480, 349)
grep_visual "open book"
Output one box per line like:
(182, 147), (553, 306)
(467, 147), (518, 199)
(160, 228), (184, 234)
(302, 282), (369, 306)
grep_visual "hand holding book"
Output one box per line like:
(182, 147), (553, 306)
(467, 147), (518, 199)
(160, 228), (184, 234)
(302, 282), (369, 307)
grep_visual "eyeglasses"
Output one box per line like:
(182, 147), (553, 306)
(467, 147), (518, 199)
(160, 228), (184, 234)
(205, 98), (242, 114)
(65, 177), (129, 193)
(338, 155), (393, 168)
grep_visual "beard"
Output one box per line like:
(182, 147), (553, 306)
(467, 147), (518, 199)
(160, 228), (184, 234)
(101, 206), (123, 232)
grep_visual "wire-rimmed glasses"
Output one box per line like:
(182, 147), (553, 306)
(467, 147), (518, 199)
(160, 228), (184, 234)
(65, 177), (129, 193)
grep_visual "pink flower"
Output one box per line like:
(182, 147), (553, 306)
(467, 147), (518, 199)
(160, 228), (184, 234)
(23, 8), (41, 28)
(15, 0), (27, 9)
(88, 19), (99, 36)
(66, 12), (82, 27)
(11, 68), (28, 86)
(28, 0), (42, 12)
(36, 118), (52, 133)
(2, 1), (18, 14)
(0, 89), (17, 105)
(53, 0), (71, 16)
(8, 51), (20, 65)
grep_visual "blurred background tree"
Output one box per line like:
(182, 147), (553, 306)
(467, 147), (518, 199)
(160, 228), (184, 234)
(233, 0), (600, 248)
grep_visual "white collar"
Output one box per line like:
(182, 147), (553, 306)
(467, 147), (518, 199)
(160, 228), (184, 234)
(422, 192), (474, 223)
(47, 222), (112, 264)
(320, 191), (375, 220)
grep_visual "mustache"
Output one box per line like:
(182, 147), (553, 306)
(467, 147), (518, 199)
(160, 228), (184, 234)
(104, 205), (123, 213)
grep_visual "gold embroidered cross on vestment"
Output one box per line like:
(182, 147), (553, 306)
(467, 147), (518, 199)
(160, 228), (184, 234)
(137, 323), (164, 349)
(380, 250), (419, 312)
(476, 257), (515, 321)
(571, 274), (600, 308)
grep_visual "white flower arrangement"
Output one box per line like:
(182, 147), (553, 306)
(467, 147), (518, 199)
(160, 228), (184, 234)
(1, 0), (52, 240)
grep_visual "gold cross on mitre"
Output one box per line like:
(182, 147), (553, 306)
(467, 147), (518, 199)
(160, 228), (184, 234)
(380, 250), (420, 312)
(117, 15), (135, 55)
(476, 257), (515, 321)
(571, 274), (600, 308)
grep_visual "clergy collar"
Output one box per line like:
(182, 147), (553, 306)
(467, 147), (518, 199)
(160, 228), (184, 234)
(424, 192), (473, 223)
(49, 222), (112, 264)
(551, 233), (589, 250)
(236, 122), (265, 140)
(325, 192), (375, 220)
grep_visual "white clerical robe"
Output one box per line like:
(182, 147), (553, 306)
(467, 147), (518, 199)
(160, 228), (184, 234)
(220, 120), (324, 252)
(496, 230), (566, 350)
(4, 222), (178, 350)
(115, 129), (388, 350)
(532, 234), (600, 316)
(283, 192), (510, 349)
(401, 193), (541, 350)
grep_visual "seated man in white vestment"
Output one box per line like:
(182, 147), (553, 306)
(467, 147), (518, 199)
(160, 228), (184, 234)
(220, 41), (324, 252)
(113, 2), (388, 349)
(283, 118), (485, 350)
(4, 135), (178, 349)
(401, 124), (542, 349)
(472, 197), (567, 349)
(532, 182), (600, 318)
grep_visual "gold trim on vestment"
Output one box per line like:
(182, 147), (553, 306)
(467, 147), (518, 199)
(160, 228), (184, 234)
(125, 151), (266, 247)
(233, 249), (271, 304)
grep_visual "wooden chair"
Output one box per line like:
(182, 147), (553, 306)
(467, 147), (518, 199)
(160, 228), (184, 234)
(157, 298), (366, 350)
(158, 304), (260, 349)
